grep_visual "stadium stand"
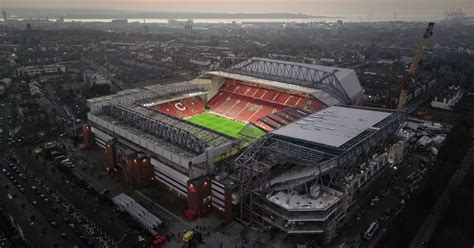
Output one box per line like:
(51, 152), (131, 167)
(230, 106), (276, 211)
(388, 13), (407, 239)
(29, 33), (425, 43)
(213, 79), (325, 121)
(255, 107), (312, 132)
(155, 79), (325, 129)
(156, 96), (205, 118)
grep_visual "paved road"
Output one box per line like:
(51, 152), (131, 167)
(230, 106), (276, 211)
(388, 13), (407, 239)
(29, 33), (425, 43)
(0, 95), (14, 151)
(408, 145), (474, 248)
(14, 147), (131, 247)
(0, 161), (69, 248)
(1, 157), (91, 247)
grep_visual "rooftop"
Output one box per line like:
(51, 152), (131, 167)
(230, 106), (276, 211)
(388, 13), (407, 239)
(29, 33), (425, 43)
(267, 186), (343, 211)
(272, 106), (392, 148)
(225, 57), (363, 104)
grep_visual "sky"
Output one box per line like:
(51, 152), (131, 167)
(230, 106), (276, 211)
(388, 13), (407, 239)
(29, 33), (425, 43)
(1, 0), (473, 20)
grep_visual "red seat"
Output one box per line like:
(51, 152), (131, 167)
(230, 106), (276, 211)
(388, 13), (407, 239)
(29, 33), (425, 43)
(155, 97), (205, 118)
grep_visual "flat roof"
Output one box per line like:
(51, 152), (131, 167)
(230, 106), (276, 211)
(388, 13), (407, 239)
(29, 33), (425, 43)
(267, 187), (342, 211)
(272, 106), (391, 148)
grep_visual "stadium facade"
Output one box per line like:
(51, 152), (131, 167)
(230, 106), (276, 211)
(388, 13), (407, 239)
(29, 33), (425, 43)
(84, 58), (406, 241)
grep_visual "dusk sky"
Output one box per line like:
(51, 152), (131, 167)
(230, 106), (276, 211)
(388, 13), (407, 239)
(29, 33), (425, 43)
(1, 0), (473, 19)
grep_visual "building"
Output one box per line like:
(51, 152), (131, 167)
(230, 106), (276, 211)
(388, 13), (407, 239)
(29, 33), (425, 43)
(111, 19), (128, 25)
(0, 78), (12, 95)
(16, 64), (66, 77)
(83, 70), (112, 86)
(232, 105), (404, 241)
(185, 23), (193, 36)
(430, 85), (463, 110)
(85, 58), (403, 241)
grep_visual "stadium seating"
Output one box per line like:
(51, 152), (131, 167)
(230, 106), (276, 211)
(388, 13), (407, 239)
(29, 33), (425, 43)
(155, 97), (205, 119)
(156, 79), (325, 126)
(255, 107), (312, 132)
(221, 79), (325, 111)
(206, 79), (325, 124)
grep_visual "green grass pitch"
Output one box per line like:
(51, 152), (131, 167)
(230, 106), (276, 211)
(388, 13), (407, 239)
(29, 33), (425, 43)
(187, 112), (247, 138)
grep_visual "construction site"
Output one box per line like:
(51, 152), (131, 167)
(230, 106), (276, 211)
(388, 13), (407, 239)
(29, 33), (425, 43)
(82, 56), (414, 243)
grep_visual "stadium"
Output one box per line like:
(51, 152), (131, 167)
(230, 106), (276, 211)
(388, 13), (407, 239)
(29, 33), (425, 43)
(84, 58), (406, 241)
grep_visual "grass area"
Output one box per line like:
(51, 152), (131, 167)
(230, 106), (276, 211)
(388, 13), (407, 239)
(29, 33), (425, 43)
(187, 112), (247, 138)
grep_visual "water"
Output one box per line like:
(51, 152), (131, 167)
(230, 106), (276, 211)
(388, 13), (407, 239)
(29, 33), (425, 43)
(45, 16), (442, 24)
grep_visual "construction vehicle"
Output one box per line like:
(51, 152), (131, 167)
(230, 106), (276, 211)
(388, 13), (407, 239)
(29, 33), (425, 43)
(397, 22), (435, 111)
(182, 230), (203, 247)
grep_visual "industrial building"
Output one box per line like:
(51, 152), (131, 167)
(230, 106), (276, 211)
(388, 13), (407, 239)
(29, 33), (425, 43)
(84, 58), (406, 241)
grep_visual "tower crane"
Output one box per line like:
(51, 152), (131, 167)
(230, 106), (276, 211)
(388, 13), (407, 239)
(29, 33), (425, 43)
(397, 22), (435, 111)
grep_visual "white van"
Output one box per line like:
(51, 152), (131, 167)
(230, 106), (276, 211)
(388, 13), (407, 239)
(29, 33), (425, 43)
(364, 221), (379, 240)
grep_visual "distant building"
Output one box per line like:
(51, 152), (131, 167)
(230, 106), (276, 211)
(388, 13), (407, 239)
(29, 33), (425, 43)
(185, 23), (193, 36)
(83, 70), (111, 86)
(111, 19), (128, 25)
(430, 85), (463, 110)
(16, 64), (66, 76)
(1, 78), (12, 88)
(189, 59), (211, 67)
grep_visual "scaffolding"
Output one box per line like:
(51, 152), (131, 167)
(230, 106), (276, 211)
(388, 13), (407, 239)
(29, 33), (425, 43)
(231, 106), (406, 237)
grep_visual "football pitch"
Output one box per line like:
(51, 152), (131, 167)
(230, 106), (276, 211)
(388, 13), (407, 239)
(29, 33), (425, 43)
(187, 112), (246, 138)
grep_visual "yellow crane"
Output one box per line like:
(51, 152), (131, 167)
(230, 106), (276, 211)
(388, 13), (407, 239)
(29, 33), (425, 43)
(397, 22), (435, 111)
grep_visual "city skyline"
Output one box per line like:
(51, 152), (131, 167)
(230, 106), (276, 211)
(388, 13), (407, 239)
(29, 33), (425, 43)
(1, 0), (473, 19)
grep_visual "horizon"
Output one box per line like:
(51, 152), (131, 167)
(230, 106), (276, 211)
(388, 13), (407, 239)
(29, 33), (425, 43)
(1, 1), (473, 19)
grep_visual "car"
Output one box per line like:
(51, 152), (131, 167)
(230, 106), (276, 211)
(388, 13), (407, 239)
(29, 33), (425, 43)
(32, 200), (38, 206)
(50, 221), (58, 228)
(1, 169), (6, 173)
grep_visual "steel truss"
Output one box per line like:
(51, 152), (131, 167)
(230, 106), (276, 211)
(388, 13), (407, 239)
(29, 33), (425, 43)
(102, 104), (209, 154)
(224, 57), (352, 104)
(233, 107), (406, 226)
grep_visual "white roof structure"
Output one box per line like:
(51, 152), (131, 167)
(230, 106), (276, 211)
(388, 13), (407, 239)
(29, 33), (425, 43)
(272, 106), (391, 148)
(253, 58), (363, 102)
(222, 57), (364, 105)
(112, 193), (162, 235)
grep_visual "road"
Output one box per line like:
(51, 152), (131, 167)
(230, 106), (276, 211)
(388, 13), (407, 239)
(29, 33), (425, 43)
(333, 150), (426, 248)
(0, 94), (14, 151)
(13, 146), (132, 247)
(408, 145), (474, 248)
(0, 160), (69, 248)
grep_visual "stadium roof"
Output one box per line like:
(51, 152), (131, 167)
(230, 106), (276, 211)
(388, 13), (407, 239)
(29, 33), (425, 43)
(272, 106), (392, 148)
(225, 57), (363, 105)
